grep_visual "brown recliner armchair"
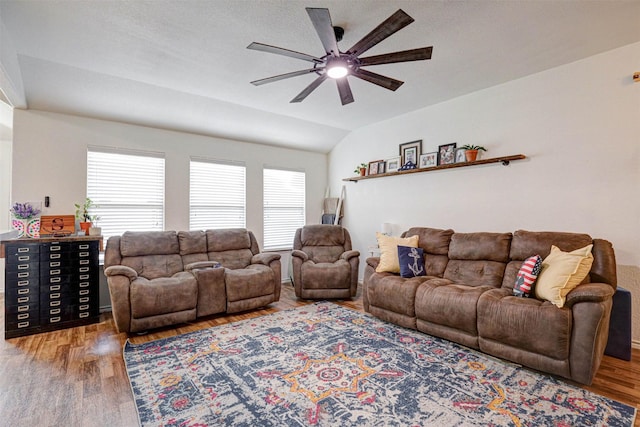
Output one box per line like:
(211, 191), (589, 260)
(291, 225), (360, 299)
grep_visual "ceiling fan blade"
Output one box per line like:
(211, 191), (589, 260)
(336, 78), (354, 105)
(352, 68), (404, 91)
(306, 8), (340, 57)
(348, 9), (414, 57)
(247, 42), (323, 63)
(291, 74), (328, 103)
(251, 69), (319, 86)
(359, 47), (433, 66)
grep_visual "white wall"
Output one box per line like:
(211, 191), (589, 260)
(10, 110), (328, 285)
(329, 42), (640, 342)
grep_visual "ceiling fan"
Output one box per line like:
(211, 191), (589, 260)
(247, 8), (433, 105)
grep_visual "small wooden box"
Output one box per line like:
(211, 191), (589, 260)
(39, 215), (76, 237)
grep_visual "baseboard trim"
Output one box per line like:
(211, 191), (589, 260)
(632, 340), (640, 350)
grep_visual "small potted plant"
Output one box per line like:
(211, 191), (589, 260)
(75, 197), (96, 235)
(460, 145), (487, 162)
(354, 163), (368, 176)
(88, 215), (102, 236)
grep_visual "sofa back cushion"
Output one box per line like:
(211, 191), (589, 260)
(444, 232), (512, 287)
(206, 228), (257, 269)
(502, 230), (595, 289)
(403, 227), (454, 277)
(178, 230), (208, 265)
(295, 225), (350, 264)
(119, 231), (183, 280)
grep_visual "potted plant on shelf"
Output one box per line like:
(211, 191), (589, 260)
(354, 163), (368, 176)
(88, 215), (102, 236)
(75, 197), (96, 235)
(460, 145), (487, 162)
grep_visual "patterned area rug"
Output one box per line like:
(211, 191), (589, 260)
(124, 302), (636, 426)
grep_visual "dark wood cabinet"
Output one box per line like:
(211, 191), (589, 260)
(4, 237), (101, 339)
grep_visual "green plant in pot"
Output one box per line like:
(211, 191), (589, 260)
(354, 163), (368, 176)
(75, 197), (97, 235)
(460, 145), (487, 162)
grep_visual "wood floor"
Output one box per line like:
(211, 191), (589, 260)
(1, 284), (638, 427)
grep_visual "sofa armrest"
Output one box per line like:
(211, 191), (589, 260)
(340, 250), (360, 261)
(366, 256), (380, 270)
(185, 261), (221, 271)
(291, 250), (309, 262)
(251, 252), (281, 266)
(564, 283), (615, 307)
(104, 265), (138, 280)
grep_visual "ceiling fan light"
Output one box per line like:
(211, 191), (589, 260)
(327, 64), (348, 79)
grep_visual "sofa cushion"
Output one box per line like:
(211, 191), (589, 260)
(130, 272), (198, 318)
(301, 260), (351, 289)
(513, 255), (542, 297)
(366, 272), (426, 317)
(122, 254), (184, 280)
(178, 230), (207, 254)
(535, 244), (594, 308)
(444, 232), (511, 288)
(225, 265), (275, 301)
(398, 245), (426, 278)
(509, 230), (593, 261)
(300, 224), (346, 246)
(403, 227), (454, 277)
(209, 249), (254, 269)
(376, 233), (419, 273)
(478, 288), (571, 360)
(207, 228), (256, 253)
(120, 231), (179, 257)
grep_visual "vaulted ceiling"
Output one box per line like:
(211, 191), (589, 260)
(1, 0), (639, 153)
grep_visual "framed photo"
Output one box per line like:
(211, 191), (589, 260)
(386, 156), (401, 173)
(377, 161), (386, 174)
(438, 143), (457, 165)
(368, 160), (384, 175)
(455, 148), (467, 163)
(399, 140), (422, 166)
(419, 152), (438, 168)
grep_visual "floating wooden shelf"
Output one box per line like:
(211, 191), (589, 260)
(343, 154), (526, 182)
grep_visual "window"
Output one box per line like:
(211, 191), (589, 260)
(263, 167), (305, 250)
(190, 159), (246, 230)
(87, 147), (165, 239)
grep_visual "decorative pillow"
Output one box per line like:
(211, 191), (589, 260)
(375, 233), (419, 273)
(513, 255), (542, 297)
(397, 245), (426, 278)
(535, 244), (594, 308)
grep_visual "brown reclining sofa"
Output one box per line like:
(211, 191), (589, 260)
(363, 227), (616, 385)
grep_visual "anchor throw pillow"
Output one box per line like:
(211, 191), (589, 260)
(397, 245), (426, 278)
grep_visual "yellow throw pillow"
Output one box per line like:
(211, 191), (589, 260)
(375, 233), (419, 273)
(534, 244), (594, 308)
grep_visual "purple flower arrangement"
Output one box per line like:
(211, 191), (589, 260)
(10, 202), (41, 219)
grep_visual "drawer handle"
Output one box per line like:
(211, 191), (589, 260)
(80, 275), (90, 280)
(79, 244), (89, 249)
(50, 277), (61, 283)
(50, 300), (61, 307)
(18, 272), (29, 278)
(79, 290), (89, 296)
(79, 267), (90, 273)
(79, 297), (89, 303)
(50, 261), (61, 267)
(18, 255), (29, 261)
(49, 308), (61, 315)
(18, 305), (29, 312)
(50, 293), (61, 299)
(18, 288), (29, 295)
(18, 280), (29, 286)
(18, 321), (30, 328)
(50, 269), (61, 275)
(80, 259), (89, 265)
(17, 313), (30, 320)
(50, 245), (61, 251)
(79, 252), (89, 257)
(79, 312), (90, 318)
(79, 304), (90, 310)
(50, 285), (61, 291)
(50, 317), (61, 323)
(18, 297), (29, 303)
(79, 282), (89, 288)
(18, 247), (30, 253)
(18, 264), (29, 270)
(50, 254), (61, 259)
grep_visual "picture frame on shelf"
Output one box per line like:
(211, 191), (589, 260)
(419, 152), (438, 168)
(377, 161), (386, 174)
(386, 156), (401, 173)
(399, 140), (422, 166)
(455, 148), (467, 163)
(438, 143), (457, 165)
(368, 160), (384, 175)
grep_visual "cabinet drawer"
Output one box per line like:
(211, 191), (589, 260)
(40, 291), (72, 305)
(41, 274), (73, 286)
(6, 302), (39, 315)
(40, 304), (75, 319)
(39, 251), (71, 261)
(6, 318), (39, 332)
(5, 261), (39, 274)
(73, 241), (99, 252)
(40, 265), (72, 276)
(40, 242), (71, 254)
(4, 243), (40, 264)
(5, 269), (39, 283)
(42, 281), (73, 294)
(5, 289), (39, 306)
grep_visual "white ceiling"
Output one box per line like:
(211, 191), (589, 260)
(1, 0), (639, 153)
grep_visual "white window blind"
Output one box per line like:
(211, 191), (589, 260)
(87, 148), (165, 240)
(263, 167), (305, 250)
(190, 159), (246, 230)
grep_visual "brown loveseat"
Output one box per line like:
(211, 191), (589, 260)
(363, 227), (616, 385)
(104, 228), (281, 333)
